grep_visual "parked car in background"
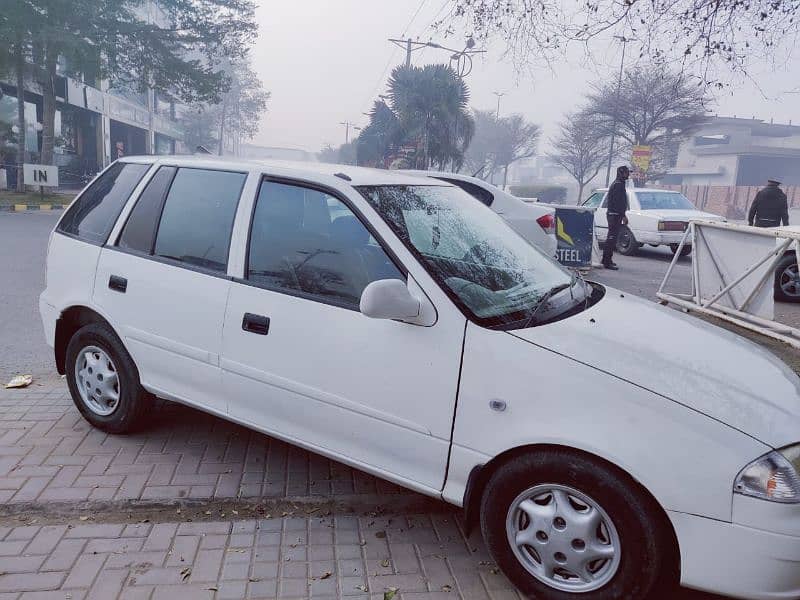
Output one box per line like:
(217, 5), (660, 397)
(40, 156), (800, 600)
(401, 170), (557, 258)
(774, 225), (800, 303)
(582, 187), (725, 256)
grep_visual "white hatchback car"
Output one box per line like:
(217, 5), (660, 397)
(40, 157), (800, 600)
(582, 187), (725, 256)
(400, 170), (557, 258)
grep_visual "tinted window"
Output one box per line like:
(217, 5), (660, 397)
(58, 162), (150, 244)
(153, 168), (246, 272)
(117, 166), (176, 253)
(247, 180), (403, 309)
(436, 177), (494, 206)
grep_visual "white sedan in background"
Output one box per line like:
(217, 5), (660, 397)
(582, 187), (725, 256)
(401, 170), (557, 258)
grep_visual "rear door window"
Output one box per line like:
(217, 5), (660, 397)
(152, 168), (246, 273)
(58, 162), (150, 244)
(117, 166), (177, 253)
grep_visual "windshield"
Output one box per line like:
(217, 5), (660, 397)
(637, 192), (696, 210)
(357, 184), (589, 328)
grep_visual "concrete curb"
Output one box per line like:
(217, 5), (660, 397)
(0, 493), (449, 526)
(0, 203), (66, 212)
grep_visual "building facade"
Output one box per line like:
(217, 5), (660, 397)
(667, 117), (800, 187)
(0, 1), (185, 188)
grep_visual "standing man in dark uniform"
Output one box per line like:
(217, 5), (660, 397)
(748, 179), (789, 227)
(602, 165), (630, 270)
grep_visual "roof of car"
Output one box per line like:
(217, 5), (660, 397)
(118, 156), (448, 188)
(593, 187), (682, 193)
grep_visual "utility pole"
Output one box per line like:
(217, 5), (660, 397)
(339, 121), (361, 145)
(493, 91), (506, 119)
(605, 36), (628, 186)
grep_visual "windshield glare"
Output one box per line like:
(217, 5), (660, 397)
(357, 184), (574, 326)
(637, 192), (696, 210)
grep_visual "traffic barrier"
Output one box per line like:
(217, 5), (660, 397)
(657, 220), (800, 349)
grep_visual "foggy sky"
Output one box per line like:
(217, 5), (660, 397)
(252, 0), (800, 155)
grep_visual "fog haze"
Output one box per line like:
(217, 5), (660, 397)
(252, 0), (800, 154)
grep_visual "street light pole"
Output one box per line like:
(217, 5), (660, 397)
(493, 91), (506, 119)
(605, 36), (628, 186)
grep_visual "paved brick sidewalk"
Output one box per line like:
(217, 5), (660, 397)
(0, 512), (525, 600)
(0, 511), (719, 600)
(0, 380), (404, 505)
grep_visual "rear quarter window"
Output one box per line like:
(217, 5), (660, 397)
(57, 162), (151, 244)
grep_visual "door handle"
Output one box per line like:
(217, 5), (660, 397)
(109, 275), (127, 293)
(242, 312), (270, 335)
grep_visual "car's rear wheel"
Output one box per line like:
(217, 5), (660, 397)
(616, 227), (638, 256)
(774, 254), (800, 303)
(65, 323), (152, 433)
(480, 450), (677, 600)
(669, 244), (692, 257)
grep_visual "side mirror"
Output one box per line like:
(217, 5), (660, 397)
(360, 279), (421, 320)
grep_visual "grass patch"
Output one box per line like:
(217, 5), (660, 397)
(0, 191), (74, 207)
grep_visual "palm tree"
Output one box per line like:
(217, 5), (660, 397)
(356, 100), (401, 167)
(386, 64), (474, 169)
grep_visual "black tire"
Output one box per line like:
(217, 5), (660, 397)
(65, 322), (152, 434)
(616, 227), (638, 256)
(774, 254), (800, 303)
(669, 244), (692, 257)
(480, 450), (678, 600)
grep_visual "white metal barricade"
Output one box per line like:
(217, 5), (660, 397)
(657, 220), (800, 349)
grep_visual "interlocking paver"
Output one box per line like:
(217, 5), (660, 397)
(0, 384), (719, 600)
(0, 381), (406, 505)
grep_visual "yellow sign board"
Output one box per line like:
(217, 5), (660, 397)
(631, 145), (652, 173)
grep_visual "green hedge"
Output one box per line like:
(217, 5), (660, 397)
(509, 185), (567, 204)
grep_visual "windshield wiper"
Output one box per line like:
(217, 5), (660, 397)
(518, 282), (573, 329)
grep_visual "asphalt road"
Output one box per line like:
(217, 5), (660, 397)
(0, 211), (798, 380)
(0, 211), (60, 379)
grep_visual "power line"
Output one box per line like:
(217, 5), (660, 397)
(358, 0), (427, 117)
(401, 0), (429, 38)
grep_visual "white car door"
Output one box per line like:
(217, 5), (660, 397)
(93, 165), (248, 414)
(220, 178), (466, 493)
(582, 191), (608, 241)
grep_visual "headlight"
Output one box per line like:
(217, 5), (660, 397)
(734, 444), (800, 503)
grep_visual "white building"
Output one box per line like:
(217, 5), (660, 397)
(666, 117), (800, 186)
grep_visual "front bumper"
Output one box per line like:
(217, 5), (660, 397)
(670, 505), (800, 599)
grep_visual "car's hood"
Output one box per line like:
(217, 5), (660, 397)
(633, 209), (724, 221)
(509, 289), (800, 447)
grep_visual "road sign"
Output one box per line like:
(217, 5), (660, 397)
(554, 207), (594, 268)
(23, 164), (59, 187)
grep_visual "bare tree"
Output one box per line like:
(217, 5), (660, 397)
(442, 0), (799, 83)
(548, 111), (608, 203)
(586, 66), (709, 182)
(463, 110), (500, 178)
(464, 110), (540, 186)
(494, 114), (541, 188)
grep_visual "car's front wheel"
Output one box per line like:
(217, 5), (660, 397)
(480, 450), (677, 599)
(65, 322), (152, 433)
(774, 254), (800, 303)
